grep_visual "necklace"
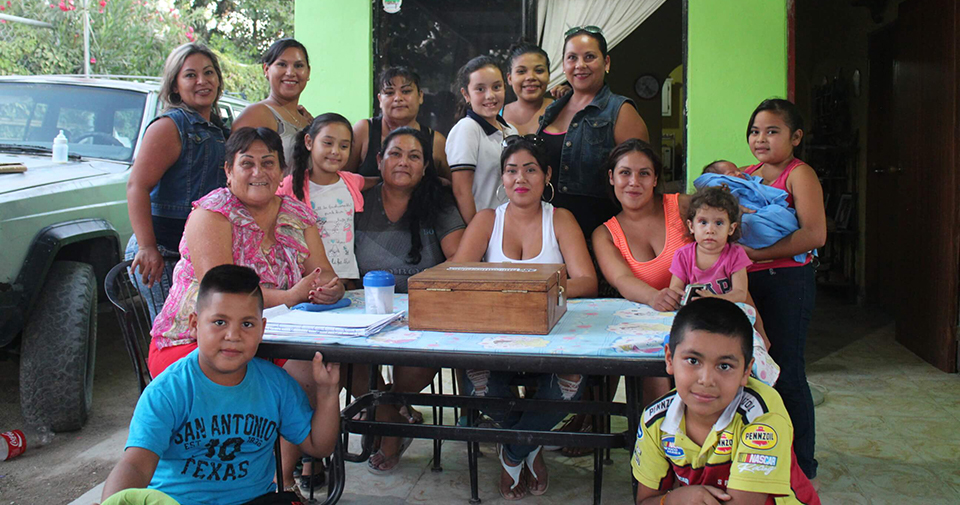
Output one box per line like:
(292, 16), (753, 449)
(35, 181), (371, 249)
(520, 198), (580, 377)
(272, 101), (306, 129)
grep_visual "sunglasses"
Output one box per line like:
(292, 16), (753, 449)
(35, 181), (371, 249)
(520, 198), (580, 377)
(564, 25), (603, 38)
(501, 134), (544, 149)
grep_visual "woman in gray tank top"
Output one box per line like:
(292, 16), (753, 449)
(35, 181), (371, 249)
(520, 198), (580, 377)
(232, 38), (313, 175)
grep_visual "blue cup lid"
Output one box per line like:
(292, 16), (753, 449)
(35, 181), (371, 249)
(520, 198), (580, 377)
(363, 270), (395, 287)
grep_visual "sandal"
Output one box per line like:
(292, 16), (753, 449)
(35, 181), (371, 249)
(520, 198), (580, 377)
(524, 446), (548, 496)
(367, 437), (413, 475)
(298, 460), (327, 494)
(399, 404), (424, 424)
(498, 444), (526, 501)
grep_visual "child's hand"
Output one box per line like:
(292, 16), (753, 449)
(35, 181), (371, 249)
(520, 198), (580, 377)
(311, 352), (340, 391)
(740, 204), (756, 214)
(664, 485), (731, 504)
(695, 288), (715, 298)
(309, 276), (344, 304)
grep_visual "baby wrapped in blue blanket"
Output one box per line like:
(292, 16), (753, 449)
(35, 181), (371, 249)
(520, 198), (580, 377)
(694, 161), (814, 263)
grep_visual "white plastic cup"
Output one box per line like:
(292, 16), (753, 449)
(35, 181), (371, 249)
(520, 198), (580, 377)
(363, 271), (395, 314)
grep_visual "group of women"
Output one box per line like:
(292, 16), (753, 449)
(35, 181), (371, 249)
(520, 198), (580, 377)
(126, 25), (824, 501)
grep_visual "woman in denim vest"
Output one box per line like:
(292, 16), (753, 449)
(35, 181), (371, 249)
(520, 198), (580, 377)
(125, 43), (228, 301)
(536, 26), (649, 237)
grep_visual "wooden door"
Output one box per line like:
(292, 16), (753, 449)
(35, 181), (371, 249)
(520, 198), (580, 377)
(882, 0), (958, 372)
(864, 26), (899, 313)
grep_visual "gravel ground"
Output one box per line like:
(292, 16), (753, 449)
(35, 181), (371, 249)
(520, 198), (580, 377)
(0, 303), (140, 504)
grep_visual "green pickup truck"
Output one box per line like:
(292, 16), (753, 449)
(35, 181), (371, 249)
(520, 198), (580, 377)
(0, 75), (247, 431)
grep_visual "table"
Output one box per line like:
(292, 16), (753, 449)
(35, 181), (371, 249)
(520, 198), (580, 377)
(257, 292), (674, 504)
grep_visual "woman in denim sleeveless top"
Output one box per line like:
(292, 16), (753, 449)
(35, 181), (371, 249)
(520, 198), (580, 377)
(125, 43), (228, 293)
(536, 26), (649, 237)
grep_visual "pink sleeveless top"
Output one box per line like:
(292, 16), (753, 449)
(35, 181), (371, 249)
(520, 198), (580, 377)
(603, 193), (691, 291)
(743, 158), (811, 271)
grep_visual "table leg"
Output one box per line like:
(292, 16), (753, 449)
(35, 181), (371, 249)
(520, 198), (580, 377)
(466, 408), (481, 504)
(593, 447), (603, 505)
(625, 376), (640, 448)
(432, 375), (443, 473)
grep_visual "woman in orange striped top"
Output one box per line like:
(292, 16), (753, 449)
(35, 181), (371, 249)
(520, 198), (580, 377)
(592, 139), (691, 311)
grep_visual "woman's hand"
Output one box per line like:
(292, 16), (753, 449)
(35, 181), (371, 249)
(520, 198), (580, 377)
(289, 267), (323, 306)
(309, 276), (345, 305)
(651, 287), (683, 312)
(131, 247), (165, 287)
(297, 104), (314, 124)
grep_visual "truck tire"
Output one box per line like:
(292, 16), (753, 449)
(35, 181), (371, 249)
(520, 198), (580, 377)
(19, 261), (98, 432)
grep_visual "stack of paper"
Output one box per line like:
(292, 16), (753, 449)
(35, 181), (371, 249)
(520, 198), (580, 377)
(263, 306), (404, 338)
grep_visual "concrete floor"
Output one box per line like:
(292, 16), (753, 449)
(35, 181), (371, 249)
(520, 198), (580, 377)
(3, 291), (959, 504)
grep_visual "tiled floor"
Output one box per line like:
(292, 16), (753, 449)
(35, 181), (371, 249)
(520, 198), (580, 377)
(323, 305), (960, 504)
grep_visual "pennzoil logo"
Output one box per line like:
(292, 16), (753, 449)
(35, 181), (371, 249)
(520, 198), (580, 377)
(715, 431), (734, 455)
(741, 424), (777, 450)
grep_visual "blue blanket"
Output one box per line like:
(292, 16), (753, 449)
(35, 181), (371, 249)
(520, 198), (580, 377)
(693, 173), (812, 263)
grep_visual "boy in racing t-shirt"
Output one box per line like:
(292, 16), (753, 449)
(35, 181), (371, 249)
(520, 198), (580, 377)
(633, 298), (819, 505)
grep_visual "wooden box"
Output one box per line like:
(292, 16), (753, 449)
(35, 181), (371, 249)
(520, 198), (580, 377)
(407, 263), (567, 335)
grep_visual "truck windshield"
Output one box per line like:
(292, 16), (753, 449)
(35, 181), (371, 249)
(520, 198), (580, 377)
(0, 82), (147, 163)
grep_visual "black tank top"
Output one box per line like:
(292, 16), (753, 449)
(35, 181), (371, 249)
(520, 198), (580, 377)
(357, 116), (436, 177)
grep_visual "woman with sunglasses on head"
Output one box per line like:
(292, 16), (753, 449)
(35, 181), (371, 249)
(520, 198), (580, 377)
(536, 26), (649, 238)
(232, 38), (313, 174)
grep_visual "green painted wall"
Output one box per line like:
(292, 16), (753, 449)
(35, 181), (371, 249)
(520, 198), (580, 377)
(686, 0), (788, 190)
(294, 0), (373, 123)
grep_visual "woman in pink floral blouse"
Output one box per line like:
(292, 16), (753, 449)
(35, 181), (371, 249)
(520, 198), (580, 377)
(148, 127), (344, 377)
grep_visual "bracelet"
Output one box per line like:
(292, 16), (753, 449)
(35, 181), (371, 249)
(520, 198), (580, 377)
(659, 491), (669, 505)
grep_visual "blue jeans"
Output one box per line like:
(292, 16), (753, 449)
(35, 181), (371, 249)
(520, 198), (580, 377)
(464, 370), (583, 463)
(124, 234), (180, 321)
(748, 264), (817, 479)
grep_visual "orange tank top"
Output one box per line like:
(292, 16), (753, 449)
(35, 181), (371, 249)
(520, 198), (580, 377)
(603, 193), (691, 291)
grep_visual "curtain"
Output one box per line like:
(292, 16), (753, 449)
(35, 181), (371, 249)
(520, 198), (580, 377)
(537, 0), (669, 88)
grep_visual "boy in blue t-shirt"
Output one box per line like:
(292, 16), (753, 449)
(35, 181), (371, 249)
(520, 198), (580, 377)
(100, 264), (340, 505)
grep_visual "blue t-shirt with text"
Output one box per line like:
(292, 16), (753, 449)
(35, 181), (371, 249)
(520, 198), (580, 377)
(126, 350), (313, 505)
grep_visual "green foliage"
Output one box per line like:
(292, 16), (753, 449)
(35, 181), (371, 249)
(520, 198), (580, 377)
(0, 0), (284, 99)
(175, 0), (293, 62)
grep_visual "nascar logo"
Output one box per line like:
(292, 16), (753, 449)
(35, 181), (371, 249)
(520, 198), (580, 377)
(741, 424), (778, 450)
(738, 453), (778, 466)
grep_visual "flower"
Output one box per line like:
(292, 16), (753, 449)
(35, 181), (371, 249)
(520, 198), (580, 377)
(90, 57), (96, 64)
(98, 8), (102, 12)
(0, 6), (5, 11)
(99, 0), (105, 6)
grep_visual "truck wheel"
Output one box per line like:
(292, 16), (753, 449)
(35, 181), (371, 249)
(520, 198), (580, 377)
(19, 261), (97, 432)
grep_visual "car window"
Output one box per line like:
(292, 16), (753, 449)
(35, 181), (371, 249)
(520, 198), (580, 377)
(219, 105), (234, 130)
(0, 82), (147, 162)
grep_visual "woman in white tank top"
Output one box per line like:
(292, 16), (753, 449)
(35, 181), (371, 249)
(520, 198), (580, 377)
(452, 137), (597, 297)
(450, 138), (597, 499)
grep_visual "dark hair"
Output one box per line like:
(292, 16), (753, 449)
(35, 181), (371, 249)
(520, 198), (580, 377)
(454, 55), (504, 120)
(703, 160), (733, 175)
(226, 127), (286, 171)
(563, 28), (608, 58)
(379, 66), (421, 93)
(507, 40), (550, 71)
(261, 38), (310, 67)
(291, 113), (353, 200)
(605, 138), (663, 210)
(686, 186), (743, 242)
(747, 98), (804, 153)
(669, 298), (753, 363)
(500, 138), (549, 175)
(379, 127), (455, 264)
(197, 264), (264, 314)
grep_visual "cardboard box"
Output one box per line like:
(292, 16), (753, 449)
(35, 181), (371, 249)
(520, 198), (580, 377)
(407, 262), (567, 334)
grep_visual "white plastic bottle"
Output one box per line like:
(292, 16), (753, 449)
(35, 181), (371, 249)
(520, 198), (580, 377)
(0, 426), (54, 461)
(52, 130), (68, 163)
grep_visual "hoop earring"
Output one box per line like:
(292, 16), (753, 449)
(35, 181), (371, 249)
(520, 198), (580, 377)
(496, 184), (505, 202)
(543, 182), (555, 203)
